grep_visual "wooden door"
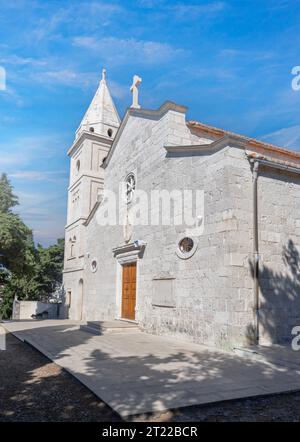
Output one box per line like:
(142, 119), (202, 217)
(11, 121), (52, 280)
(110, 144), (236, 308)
(121, 263), (136, 320)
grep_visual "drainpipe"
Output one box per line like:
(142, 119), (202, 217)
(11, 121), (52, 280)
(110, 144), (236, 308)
(248, 156), (300, 345)
(252, 160), (260, 345)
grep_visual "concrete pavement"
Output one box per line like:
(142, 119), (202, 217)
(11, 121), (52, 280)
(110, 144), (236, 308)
(2, 320), (300, 418)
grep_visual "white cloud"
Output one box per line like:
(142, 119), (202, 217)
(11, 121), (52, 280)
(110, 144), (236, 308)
(262, 125), (300, 150)
(220, 48), (275, 62)
(73, 36), (183, 65)
(0, 134), (67, 169)
(10, 170), (68, 183)
(32, 69), (97, 88)
(14, 190), (66, 245)
(172, 1), (226, 17)
(108, 80), (129, 99)
(137, 0), (226, 17)
(0, 54), (47, 66)
(27, 1), (123, 42)
(29, 66), (127, 96)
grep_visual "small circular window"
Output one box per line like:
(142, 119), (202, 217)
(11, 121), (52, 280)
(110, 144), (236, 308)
(176, 236), (197, 259)
(91, 259), (98, 273)
(107, 128), (113, 137)
(179, 237), (194, 253)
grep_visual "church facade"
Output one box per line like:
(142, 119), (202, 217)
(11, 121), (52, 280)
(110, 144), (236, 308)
(63, 70), (300, 350)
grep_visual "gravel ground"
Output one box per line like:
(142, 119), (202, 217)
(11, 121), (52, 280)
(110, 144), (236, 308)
(0, 330), (120, 422)
(1, 328), (300, 422)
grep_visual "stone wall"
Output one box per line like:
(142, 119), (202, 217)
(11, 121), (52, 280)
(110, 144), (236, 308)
(12, 300), (59, 320)
(82, 108), (247, 349)
(224, 147), (300, 346)
(258, 168), (300, 344)
(68, 107), (300, 350)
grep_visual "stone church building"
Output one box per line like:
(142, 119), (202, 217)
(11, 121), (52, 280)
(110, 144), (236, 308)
(63, 70), (300, 350)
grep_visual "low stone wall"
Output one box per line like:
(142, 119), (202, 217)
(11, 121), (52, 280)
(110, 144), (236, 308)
(12, 300), (59, 320)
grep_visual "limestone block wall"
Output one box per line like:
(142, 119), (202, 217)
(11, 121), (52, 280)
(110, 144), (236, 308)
(257, 169), (300, 344)
(79, 108), (300, 349)
(83, 110), (248, 348)
(224, 147), (300, 346)
(135, 148), (240, 350)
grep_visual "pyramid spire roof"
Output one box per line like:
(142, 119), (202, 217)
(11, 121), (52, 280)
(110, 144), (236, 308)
(76, 68), (120, 138)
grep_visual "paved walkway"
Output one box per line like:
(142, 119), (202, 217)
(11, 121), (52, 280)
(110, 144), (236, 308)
(2, 320), (300, 418)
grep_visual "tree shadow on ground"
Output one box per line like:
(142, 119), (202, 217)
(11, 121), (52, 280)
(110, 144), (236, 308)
(2, 317), (300, 421)
(247, 239), (300, 345)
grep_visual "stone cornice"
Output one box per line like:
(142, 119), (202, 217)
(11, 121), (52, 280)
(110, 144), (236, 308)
(63, 267), (84, 274)
(188, 121), (300, 162)
(165, 134), (300, 167)
(68, 174), (104, 192)
(65, 217), (87, 230)
(67, 131), (113, 157)
(112, 242), (147, 263)
(83, 200), (101, 226)
(164, 135), (242, 156)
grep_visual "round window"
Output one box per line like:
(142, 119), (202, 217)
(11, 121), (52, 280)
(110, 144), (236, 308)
(107, 128), (113, 137)
(179, 237), (194, 253)
(126, 173), (136, 204)
(91, 259), (98, 272)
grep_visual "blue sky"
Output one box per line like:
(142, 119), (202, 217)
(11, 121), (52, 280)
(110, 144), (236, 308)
(0, 0), (300, 245)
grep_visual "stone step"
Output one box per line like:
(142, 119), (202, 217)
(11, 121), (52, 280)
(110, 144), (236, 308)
(80, 320), (139, 335)
(233, 345), (300, 370)
(233, 346), (263, 362)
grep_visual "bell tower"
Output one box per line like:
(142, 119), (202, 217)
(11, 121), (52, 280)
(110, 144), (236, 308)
(63, 69), (120, 310)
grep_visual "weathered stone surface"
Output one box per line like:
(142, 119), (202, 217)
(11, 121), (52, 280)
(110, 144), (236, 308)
(63, 75), (300, 350)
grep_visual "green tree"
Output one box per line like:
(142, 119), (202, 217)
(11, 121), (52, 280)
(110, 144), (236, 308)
(0, 212), (36, 275)
(35, 238), (65, 299)
(0, 238), (65, 318)
(0, 173), (18, 213)
(0, 174), (65, 318)
(0, 274), (42, 319)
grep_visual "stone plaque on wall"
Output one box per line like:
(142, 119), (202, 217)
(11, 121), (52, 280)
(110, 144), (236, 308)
(152, 278), (175, 307)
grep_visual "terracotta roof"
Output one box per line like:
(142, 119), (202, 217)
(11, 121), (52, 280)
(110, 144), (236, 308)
(187, 120), (300, 163)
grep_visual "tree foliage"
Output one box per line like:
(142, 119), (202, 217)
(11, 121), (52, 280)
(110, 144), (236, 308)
(0, 212), (36, 275)
(0, 173), (18, 213)
(0, 174), (64, 318)
(0, 238), (65, 318)
(35, 238), (65, 298)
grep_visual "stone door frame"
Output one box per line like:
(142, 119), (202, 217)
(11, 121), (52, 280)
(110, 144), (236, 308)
(113, 242), (146, 322)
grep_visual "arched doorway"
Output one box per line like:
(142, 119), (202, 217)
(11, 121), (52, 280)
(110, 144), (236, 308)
(77, 279), (84, 321)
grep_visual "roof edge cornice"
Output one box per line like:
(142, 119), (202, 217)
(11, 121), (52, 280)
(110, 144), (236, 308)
(165, 133), (300, 166)
(187, 121), (300, 161)
(67, 131), (113, 156)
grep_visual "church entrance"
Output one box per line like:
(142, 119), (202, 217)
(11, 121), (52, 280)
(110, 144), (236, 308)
(121, 262), (136, 320)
